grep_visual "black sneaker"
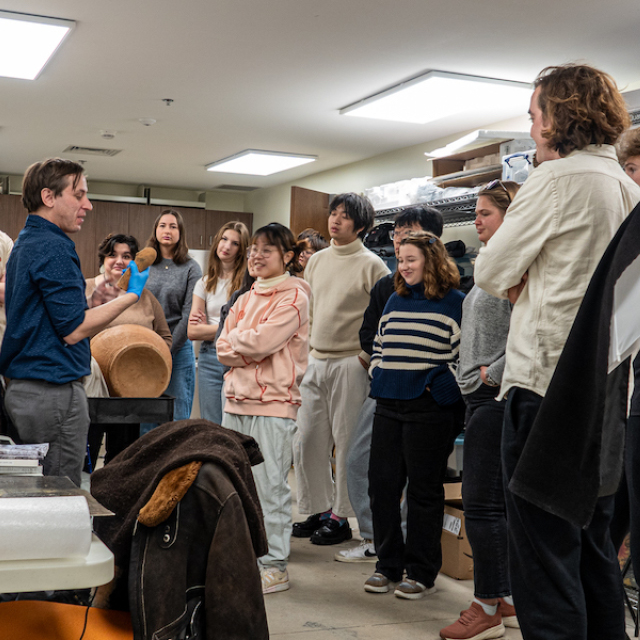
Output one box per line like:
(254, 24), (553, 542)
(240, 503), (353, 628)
(292, 513), (325, 538)
(310, 518), (352, 545)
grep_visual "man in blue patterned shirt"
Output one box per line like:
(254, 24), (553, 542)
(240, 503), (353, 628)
(0, 158), (148, 485)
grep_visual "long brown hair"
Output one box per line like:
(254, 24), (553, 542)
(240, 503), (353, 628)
(205, 221), (250, 296)
(394, 232), (459, 299)
(147, 209), (190, 265)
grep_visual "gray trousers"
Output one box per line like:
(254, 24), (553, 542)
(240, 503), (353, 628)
(5, 379), (90, 487)
(346, 396), (376, 540)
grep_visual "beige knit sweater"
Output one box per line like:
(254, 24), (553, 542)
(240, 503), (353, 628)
(304, 238), (389, 359)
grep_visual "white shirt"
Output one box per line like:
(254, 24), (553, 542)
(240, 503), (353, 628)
(474, 145), (640, 399)
(193, 276), (230, 325)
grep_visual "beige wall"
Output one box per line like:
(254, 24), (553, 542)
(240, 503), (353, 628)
(246, 114), (530, 229)
(203, 191), (246, 212)
(3, 113), (528, 228)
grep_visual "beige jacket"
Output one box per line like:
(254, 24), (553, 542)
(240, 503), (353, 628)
(474, 144), (640, 399)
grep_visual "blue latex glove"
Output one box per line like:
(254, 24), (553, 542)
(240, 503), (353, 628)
(125, 261), (149, 299)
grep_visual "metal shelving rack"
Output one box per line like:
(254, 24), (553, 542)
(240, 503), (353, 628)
(373, 193), (478, 228)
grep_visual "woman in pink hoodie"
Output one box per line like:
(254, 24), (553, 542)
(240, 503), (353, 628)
(217, 223), (310, 595)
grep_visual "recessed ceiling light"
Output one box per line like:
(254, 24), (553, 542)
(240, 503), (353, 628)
(206, 150), (316, 176)
(340, 70), (532, 125)
(0, 11), (75, 80)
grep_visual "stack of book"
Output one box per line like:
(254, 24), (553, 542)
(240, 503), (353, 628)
(0, 443), (47, 476)
(0, 458), (43, 476)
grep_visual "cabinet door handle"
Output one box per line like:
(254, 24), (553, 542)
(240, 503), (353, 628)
(209, 236), (212, 245)
(200, 235), (203, 246)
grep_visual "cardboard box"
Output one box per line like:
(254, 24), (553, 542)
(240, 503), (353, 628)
(440, 504), (474, 580)
(443, 481), (462, 505)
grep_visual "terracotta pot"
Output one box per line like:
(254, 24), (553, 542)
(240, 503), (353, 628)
(91, 324), (172, 398)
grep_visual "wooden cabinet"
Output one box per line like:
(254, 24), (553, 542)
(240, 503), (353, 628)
(0, 194), (29, 241)
(74, 208), (98, 278)
(93, 201), (130, 240)
(0, 195), (252, 278)
(89, 201), (131, 277)
(205, 211), (253, 248)
(128, 204), (160, 249)
(290, 186), (330, 241)
(179, 208), (206, 251)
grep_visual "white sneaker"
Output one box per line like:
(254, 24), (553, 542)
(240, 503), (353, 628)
(261, 567), (290, 594)
(334, 539), (377, 563)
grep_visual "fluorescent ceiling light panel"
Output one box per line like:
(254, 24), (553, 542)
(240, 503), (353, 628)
(426, 130), (533, 158)
(206, 150), (316, 176)
(0, 11), (74, 80)
(340, 71), (532, 124)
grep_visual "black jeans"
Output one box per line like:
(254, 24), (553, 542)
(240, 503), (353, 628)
(462, 384), (510, 599)
(502, 387), (625, 640)
(369, 391), (454, 587)
(626, 415), (640, 584)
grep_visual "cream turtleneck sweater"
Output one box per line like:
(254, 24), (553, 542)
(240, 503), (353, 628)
(256, 272), (290, 291)
(304, 238), (389, 359)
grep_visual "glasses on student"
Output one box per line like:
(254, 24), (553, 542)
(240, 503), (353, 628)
(389, 228), (415, 241)
(483, 179), (512, 204)
(247, 246), (275, 258)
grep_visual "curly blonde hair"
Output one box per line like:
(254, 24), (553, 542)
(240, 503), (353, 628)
(394, 231), (459, 299)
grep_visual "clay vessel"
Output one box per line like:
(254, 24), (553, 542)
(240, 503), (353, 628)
(91, 324), (172, 398)
(117, 247), (157, 291)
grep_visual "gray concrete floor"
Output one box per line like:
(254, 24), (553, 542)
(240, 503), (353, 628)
(87, 446), (636, 639)
(264, 471), (524, 640)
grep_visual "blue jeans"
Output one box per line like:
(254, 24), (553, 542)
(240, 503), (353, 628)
(502, 387), (625, 640)
(198, 342), (225, 425)
(140, 341), (195, 436)
(369, 391), (454, 587)
(166, 340), (196, 421)
(462, 384), (510, 599)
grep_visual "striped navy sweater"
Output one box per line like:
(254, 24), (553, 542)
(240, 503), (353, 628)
(369, 284), (464, 403)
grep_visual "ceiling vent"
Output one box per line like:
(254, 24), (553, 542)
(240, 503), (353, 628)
(629, 109), (640, 127)
(214, 184), (259, 192)
(63, 145), (122, 157)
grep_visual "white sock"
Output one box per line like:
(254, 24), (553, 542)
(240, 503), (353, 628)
(502, 595), (514, 606)
(474, 598), (498, 616)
